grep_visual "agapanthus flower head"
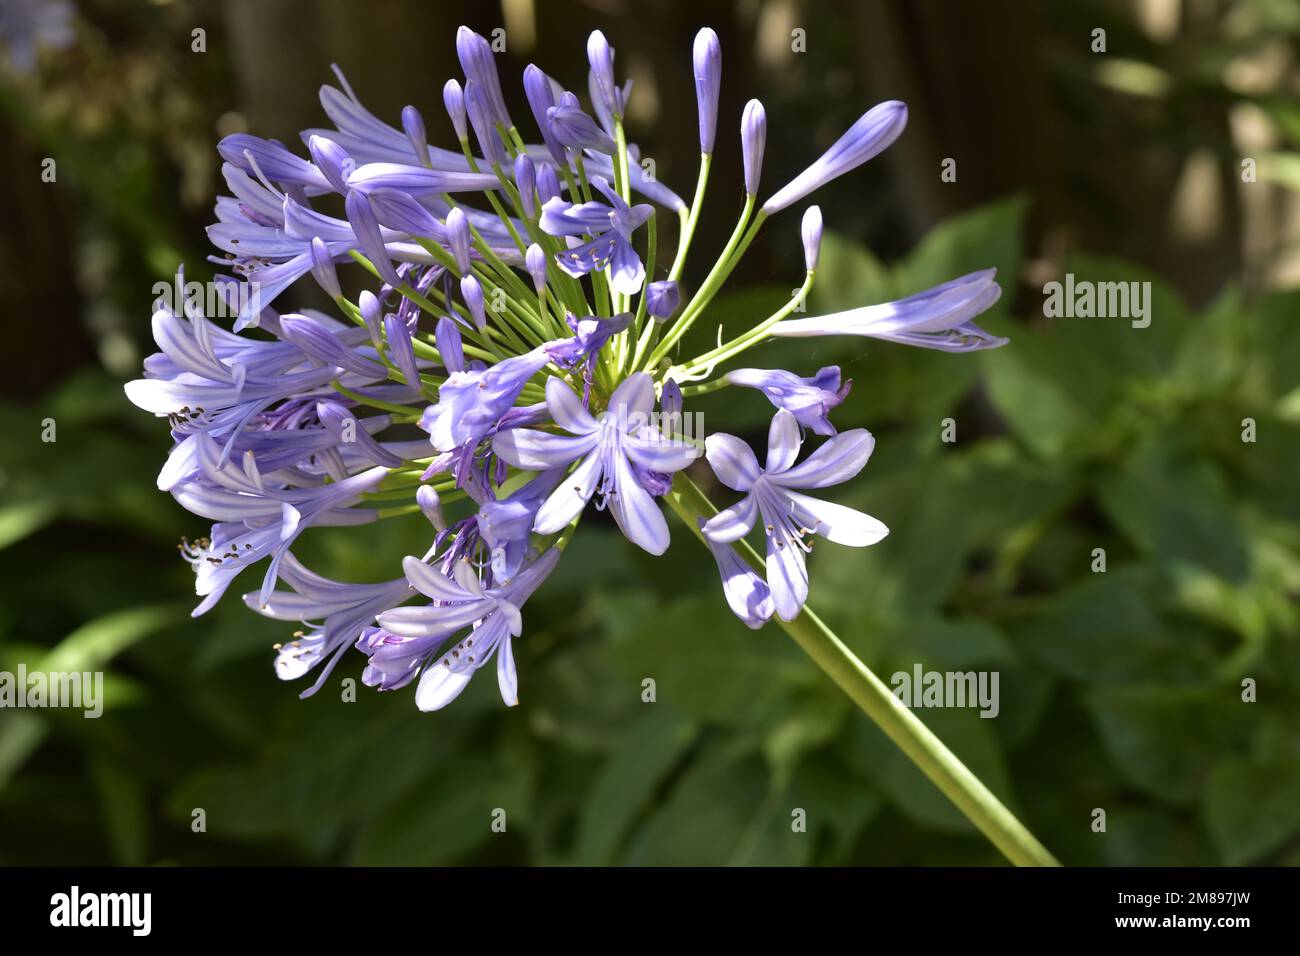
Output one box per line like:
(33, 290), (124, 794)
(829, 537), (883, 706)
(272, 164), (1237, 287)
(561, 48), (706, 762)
(128, 21), (1005, 713)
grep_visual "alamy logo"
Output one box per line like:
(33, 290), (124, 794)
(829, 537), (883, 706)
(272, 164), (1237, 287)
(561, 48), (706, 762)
(1042, 273), (1151, 328)
(890, 665), (1000, 718)
(0, 666), (103, 718)
(50, 886), (151, 936)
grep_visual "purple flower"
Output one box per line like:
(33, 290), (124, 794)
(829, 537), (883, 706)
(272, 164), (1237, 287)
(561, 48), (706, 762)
(460, 274), (488, 331)
(741, 99), (766, 197)
(645, 280), (680, 321)
(455, 25), (511, 130)
(545, 312), (632, 381)
(515, 154), (538, 217)
(693, 28), (722, 154)
(702, 410), (888, 620)
(475, 469), (565, 580)
(421, 324), (551, 453)
(525, 242), (548, 293)
(446, 207), (472, 275)
(443, 78), (468, 141)
(772, 268), (1007, 352)
(523, 64), (566, 166)
(587, 30), (621, 119)
(492, 374), (699, 554)
(761, 100), (908, 215)
(370, 547), (562, 710)
(698, 517), (773, 629)
(540, 176), (652, 295)
(344, 189), (402, 287)
(401, 105), (427, 165)
(724, 366), (851, 436)
(801, 205), (823, 272)
(247, 555), (409, 697)
(546, 96), (617, 155)
(464, 80), (507, 167)
(308, 237), (341, 299)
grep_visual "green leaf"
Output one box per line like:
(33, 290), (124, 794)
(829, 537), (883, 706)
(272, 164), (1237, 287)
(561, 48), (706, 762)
(1004, 567), (1213, 684)
(1085, 685), (1251, 804)
(1097, 437), (1249, 581)
(1204, 756), (1300, 865)
(607, 592), (818, 726)
(40, 604), (182, 674)
(624, 746), (811, 866)
(574, 707), (698, 864)
(0, 500), (57, 551)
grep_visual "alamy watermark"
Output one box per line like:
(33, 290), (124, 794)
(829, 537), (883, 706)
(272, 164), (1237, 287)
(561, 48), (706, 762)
(152, 275), (262, 321)
(890, 665), (1000, 718)
(0, 665), (103, 718)
(1042, 273), (1151, 328)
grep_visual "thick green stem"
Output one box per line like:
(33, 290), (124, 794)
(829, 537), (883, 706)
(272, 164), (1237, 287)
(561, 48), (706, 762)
(665, 473), (1061, 868)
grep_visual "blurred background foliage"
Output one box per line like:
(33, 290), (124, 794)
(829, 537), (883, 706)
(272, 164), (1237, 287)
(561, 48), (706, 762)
(0, 0), (1298, 866)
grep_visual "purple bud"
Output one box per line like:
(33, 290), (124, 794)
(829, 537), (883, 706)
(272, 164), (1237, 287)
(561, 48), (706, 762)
(306, 135), (354, 193)
(308, 237), (341, 299)
(523, 64), (566, 166)
(660, 378), (682, 422)
(446, 207), (472, 276)
(455, 26), (511, 129)
(693, 28), (722, 154)
(460, 274), (487, 331)
(344, 189), (401, 287)
(537, 163), (562, 204)
(434, 316), (465, 373)
(385, 313), (420, 387)
(801, 206), (823, 272)
(416, 484), (447, 532)
(443, 79), (468, 141)
(645, 280), (681, 321)
(464, 80), (507, 167)
(367, 188), (443, 238)
(525, 243), (548, 293)
(546, 98), (616, 154)
(514, 154), (537, 218)
(401, 105), (428, 166)
(358, 290), (383, 350)
(762, 100), (908, 215)
(587, 30), (620, 118)
(741, 99), (766, 196)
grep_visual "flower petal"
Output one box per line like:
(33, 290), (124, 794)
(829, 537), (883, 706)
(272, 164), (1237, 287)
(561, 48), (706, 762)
(766, 533), (809, 622)
(533, 447), (603, 534)
(623, 430), (699, 473)
(497, 636), (519, 706)
(492, 428), (598, 470)
(607, 372), (656, 420)
(701, 493), (758, 544)
(765, 408), (802, 474)
(546, 375), (599, 434)
(786, 490), (889, 547)
(415, 660), (475, 711)
(608, 446), (670, 554)
(770, 428), (874, 489)
(699, 517), (773, 629)
(704, 433), (760, 491)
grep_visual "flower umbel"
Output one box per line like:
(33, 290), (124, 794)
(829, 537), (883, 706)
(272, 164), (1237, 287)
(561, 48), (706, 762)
(126, 24), (1005, 714)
